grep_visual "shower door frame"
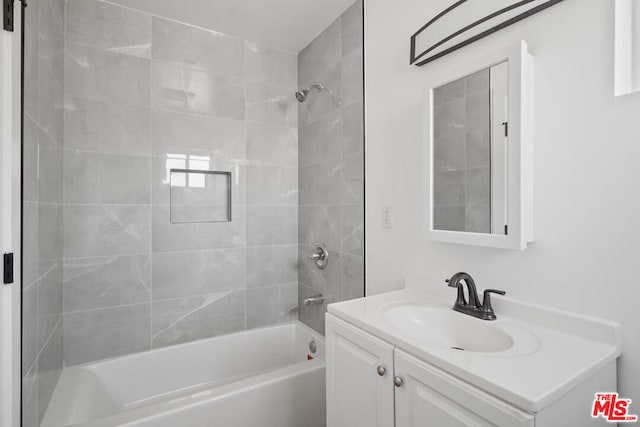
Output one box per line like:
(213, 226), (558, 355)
(0, 0), (23, 425)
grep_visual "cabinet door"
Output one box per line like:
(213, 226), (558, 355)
(326, 314), (395, 427)
(394, 350), (534, 427)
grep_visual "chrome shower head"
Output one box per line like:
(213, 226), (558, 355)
(295, 89), (310, 102)
(295, 83), (324, 103)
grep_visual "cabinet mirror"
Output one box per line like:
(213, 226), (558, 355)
(424, 41), (534, 250)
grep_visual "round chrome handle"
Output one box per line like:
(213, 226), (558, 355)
(394, 376), (404, 388)
(376, 366), (386, 377)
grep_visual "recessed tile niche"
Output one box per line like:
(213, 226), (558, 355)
(169, 169), (232, 224)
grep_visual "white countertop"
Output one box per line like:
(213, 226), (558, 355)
(327, 278), (621, 414)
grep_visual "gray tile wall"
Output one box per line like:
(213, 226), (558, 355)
(433, 69), (491, 233)
(62, 0), (298, 366)
(22, 0), (65, 424)
(298, 0), (365, 334)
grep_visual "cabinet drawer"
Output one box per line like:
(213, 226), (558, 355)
(395, 350), (534, 427)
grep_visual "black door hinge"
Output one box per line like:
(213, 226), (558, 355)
(3, 253), (14, 284)
(3, 0), (14, 32)
(504, 225), (509, 235)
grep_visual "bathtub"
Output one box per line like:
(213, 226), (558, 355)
(42, 322), (325, 427)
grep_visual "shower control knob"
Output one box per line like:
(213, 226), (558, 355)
(394, 376), (404, 388)
(377, 366), (386, 377)
(309, 244), (329, 269)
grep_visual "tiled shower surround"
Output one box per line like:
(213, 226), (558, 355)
(298, 1), (365, 334)
(22, 0), (363, 420)
(22, 0), (65, 424)
(62, 0), (300, 365)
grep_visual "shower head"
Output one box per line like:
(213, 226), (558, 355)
(295, 83), (324, 103)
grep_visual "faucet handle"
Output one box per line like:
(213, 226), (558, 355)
(481, 289), (506, 320)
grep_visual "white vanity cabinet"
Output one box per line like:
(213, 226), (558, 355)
(326, 315), (533, 427)
(325, 315), (395, 427)
(326, 280), (620, 427)
(394, 350), (533, 427)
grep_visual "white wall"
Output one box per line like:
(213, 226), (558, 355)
(365, 0), (640, 402)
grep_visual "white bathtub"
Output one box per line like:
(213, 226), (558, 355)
(42, 322), (325, 427)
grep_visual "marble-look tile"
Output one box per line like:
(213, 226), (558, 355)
(299, 156), (343, 205)
(246, 284), (297, 329)
(37, 320), (62, 423)
(342, 48), (363, 107)
(64, 255), (151, 312)
(298, 63), (343, 128)
(434, 77), (465, 106)
(37, 264), (63, 350)
(246, 81), (298, 128)
(466, 167), (490, 206)
(298, 283), (338, 335)
(66, 0), (152, 57)
(299, 18), (341, 87)
(342, 253), (365, 300)
(466, 204), (491, 234)
(342, 151), (364, 205)
(466, 129), (491, 169)
(65, 43), (151, 107)
(466, 68), (490, 95)
(246, 206), (298, 246)
(44, 0), (64, 34)
(38, 0), (64, 146)
(434, 98), (465, 140)
(434, 206), (466, 232)
(465, 91), (490, 131)
(152, 17), (245, 77)
(152, 61), (245, 119)
(246, 42), (297, 90)
(152, 109), (245, 161)
(434, 133), (466, 173)
(22, 202), (40, 288)
(152, 249), (245, 300)
(299, 109), (342, 167)
(299, 205), (342, 251)
(64, 98), (151, 156)
(37, 130), (63, 204)
(23, 117), (39, 203)
(152, 291), (245, 348)
(152, 206), (245, 252)
(434, 171), (466, 207)
(246, 165), (298, 206)
(63, 205), (151, 258)
(63, 304), (151, 366)
(22, 367), (38, 427)
(341, 0), (363, 57)
(63, 151), (151, 205)
(22, 284), (38, 376)
(38, 203), (63, 264)
(24, 27), (39, 121)
(298, 245), (342, 300)
(342, 205), (364, 256)
(246, 245), (298, 289)
(343, 103), (364, 155)
(246, 123), (297, 168)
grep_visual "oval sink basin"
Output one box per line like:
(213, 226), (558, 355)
(382, 304), (514, 354)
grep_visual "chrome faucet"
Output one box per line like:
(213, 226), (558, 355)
(446, 272), (505, 321)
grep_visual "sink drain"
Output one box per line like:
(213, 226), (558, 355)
(450, 346), (465, 351)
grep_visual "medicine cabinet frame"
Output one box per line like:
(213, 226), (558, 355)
(423, 40), (534, 250)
